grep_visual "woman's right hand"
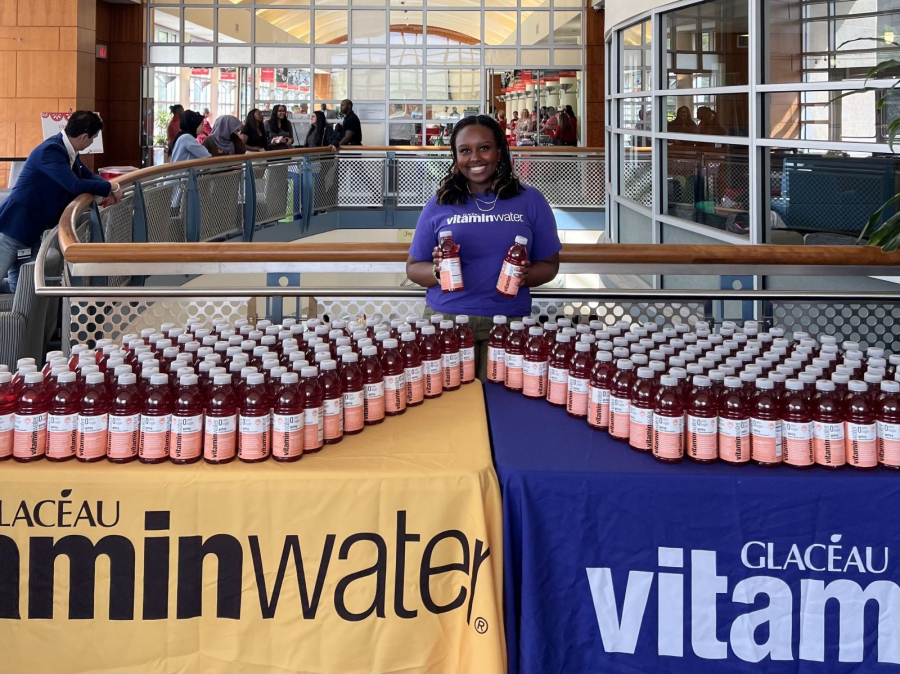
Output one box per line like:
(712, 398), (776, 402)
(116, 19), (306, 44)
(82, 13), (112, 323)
(431, 245), (443, 268)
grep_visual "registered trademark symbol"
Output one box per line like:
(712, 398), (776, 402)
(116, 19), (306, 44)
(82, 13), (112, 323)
(474, 617), (488, 634)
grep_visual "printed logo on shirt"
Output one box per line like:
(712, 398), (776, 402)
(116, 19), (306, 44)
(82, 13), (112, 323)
(444, 213), (525, 225)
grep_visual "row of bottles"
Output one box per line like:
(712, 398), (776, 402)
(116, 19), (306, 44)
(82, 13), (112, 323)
(487, 317), (900, 471)
(1, 313), (478, 464)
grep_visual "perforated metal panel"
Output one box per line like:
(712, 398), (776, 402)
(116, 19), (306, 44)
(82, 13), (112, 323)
(396, 157), (452, 208)
(197, 167), (244, 240)
(623, 158), (652, 206)
(771, 302), (900, 351)
(337, 157), (384, 207)
(311, 156), (339, 211)
(99, 193), (134, 288)
(314, 297), (428, 323)
(255, 161), (300, 225)
(514, 157), (606, 208)
(141, 175), (187, 243)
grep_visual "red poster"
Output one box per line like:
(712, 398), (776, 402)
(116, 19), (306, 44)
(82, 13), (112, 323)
(260, 67), (275, 83)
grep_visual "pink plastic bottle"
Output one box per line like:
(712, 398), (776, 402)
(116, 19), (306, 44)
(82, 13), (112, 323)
(270, 371), (303, 461)
(382, 339), (408, 416)
(781, 379), (814, 469)
(456, 316), (476, 384)
(608, 359), (635, 442)
(340, 352), (365, 434)
(140, 373), (172, 464)
(13, 372), (49, 462)
(204, 373), (237, 464)
(629, 367), (656, 453)
(523, 327), (549, 399)
(107, 372), (140, 463)
(487, 316), (509, 385)
(750, 378), (782, 467)
(76, 371), (109, 462)
(170, 373), (204, 464)
(319, 360), (344, 443)
(547, 333), (573, 406)
(0, 373), (15, 460)
(652, 374), (684, 463)
(47, 371), (79, 462)
(877, 380), (900, 470)
(587, 351), (614, 430)
(812, 379), (845, 469)
(504, 321), (527, 392)
(439, 319), (461, 391)
(717, 377), (750, 465)
(300, 366), (324, 452)
(496, 236), (528, 298)
(419, 325), (443, 399)
(845, 379), (877, 470)
(238, 372), (271, 462)
(400, 332), (425, 407)
(438, 230), (464, 292)
(361, 345), (386, 424)
(567, 342), (592, 418)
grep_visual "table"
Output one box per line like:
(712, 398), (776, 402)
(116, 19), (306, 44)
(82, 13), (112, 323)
(2, 382), (505, 674)
(486, 384), (900, 674)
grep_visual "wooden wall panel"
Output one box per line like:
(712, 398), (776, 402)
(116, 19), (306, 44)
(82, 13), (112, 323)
(17, 51), (78, 97)
(0, 0), (15, 27)
(14, 120), (42, 156)
(17, 0), (78, 27)
(0, 26), (60, 51)
(583, 2), (604, 149)
(0, 52), (14, 97)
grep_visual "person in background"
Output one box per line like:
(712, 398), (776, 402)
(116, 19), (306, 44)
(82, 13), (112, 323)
(202, 115), (246, 157)
(669, 106), (698, 134)
(266, 104), (294, 149)
(697, 106), (726, 136)
(497, 110), (507, 134)
(406, 115), (560, 379)
(510, 110), (519, 134)
(170, 110), (211, 163)
(240, 108), (267, 152)
(166, 104), (184, 159)
(197, 108), (213, 143)
(0, 111), (120, 292)
(539, 106), (548, 125)
(321, 103), (336, 120)
(565, 104), (577, 124)
(333, 99), (362, 149)
(516, 108), (533, 144)
(555, 109), (577, 147)
(542, 106), (559, 141)
(305, 110), (333, 147)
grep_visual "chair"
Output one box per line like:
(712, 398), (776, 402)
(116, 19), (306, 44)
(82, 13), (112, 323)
(0, 252), (63, 368)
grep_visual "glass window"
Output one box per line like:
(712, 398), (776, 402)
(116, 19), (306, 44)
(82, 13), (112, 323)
(620, 98), (652, 130)
(427, 103), (479, 119)
(257, 67), (310, 107)
(664, 0), (749, 89)
(553, 11), (582, 46)
(217, 68), (240, 119)
(218, 9), (250, 44)
(184, 9), (213, 43)
(314, 47), (348, 65)
(521, 11), (550, 46)
(485, 49), (517, 66)
(486, 0), (516, 6)
(664, 93), (748, 136)
(389, 121), (422, 144)
(352, 10), (386, 44)
(622, 19), (651, 93)
(152, 8), (180, 43)
(255, 0), (312, 5)
(390, 69), (424, 99)
(314, 68), (347, 100)
(256, 46), (310, 63)
(351, 48), (386, 65)
(351, 68), (386, 100)
(426, 69), (480, 100)
(391, 11), (424, 44)
(390, 102), (423, 119)
(521, 49), (550, 66)
(255, 10), (310, 44)
(485, 11), (519, 46)
(315, 9), (348, 44)
(390, 48), (423, 65)
(427, 11), (481, 45)
(426, 48), (480, 65)
(621, 134), (652, 207)
(426, 0), (479, 7)
(765, 89), (900, 143)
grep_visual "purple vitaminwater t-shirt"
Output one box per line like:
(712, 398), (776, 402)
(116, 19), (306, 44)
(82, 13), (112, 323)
(409, 186), (561, 317)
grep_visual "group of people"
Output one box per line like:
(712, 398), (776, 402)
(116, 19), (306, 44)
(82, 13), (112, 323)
(497, 105), (578, 146)
(668, 105), (726, 137)
(165, 100), (364, 163)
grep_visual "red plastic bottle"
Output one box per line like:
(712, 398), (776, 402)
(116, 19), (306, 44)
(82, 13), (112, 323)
(496, 236), (528, 298)
(400, 332), (425, 407)
(608, 359), (635, 442)
(140, 373), (172, 464)
(360, 345), (386, 425)
(629, 367), (656, 453)
(319, 360), (344, 443)
(13, 372), (49, 462)
(439, 320), (461, 391)
(76, 371), (109, 462)
(487, 315), (509, 385)
(0, 372), (15, 460)
(204, 373), (237, 464)
(272, 371), (304, 461)
(653, 374), (684, 463)
(588, 351), (614, 430)
(340, 352), (365, 434)
(877, 379), (900, 470)
(170, 373), (204, 464)
(717, 376), (750, 465)
(47, 371), (79, 462)
(567, 342), (592, 418)
(238, 372), (271, 462)
(750, 378), (782, 467)
(812, 379), (845, 469)
(845, 379), (877, 470)
(504, 321), (527, 393)
(382, 338), (407, 416)
(547, 333), (573, 406)
(419, 325), (443, 399)
(438, 230), (464, 292)
(107, 372), (140, 463)
(456, 316), (476, 384)
(523, 327), (549, 399)
(781, 379), (814, 469)
(300, 366), (324, 452)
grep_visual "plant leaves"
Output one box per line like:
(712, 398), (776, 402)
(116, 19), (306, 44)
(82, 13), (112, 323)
(888, 117), (900, 151)
(867, 210), (900, 250)
(860, 193), (900, 242)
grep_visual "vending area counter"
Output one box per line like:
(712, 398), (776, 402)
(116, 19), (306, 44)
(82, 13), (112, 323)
(485, 383), (900, 674)
(1, 382), (505, 674)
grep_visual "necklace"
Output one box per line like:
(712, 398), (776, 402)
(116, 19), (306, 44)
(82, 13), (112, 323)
(470, 190), (499, 213)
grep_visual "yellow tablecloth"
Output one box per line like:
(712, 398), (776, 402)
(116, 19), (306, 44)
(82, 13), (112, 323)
(0, 382), (505, 674)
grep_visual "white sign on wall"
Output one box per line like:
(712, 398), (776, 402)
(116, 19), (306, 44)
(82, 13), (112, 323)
(40, 112), (104, 154)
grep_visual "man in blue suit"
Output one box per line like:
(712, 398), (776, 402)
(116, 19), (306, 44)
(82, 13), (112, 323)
(0, 111), (123, 292)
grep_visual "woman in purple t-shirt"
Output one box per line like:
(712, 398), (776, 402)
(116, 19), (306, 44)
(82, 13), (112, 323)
(407, 115), (561, 379)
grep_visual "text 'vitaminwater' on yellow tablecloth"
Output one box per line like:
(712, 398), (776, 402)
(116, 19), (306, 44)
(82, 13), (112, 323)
(0, 382), (505, 674)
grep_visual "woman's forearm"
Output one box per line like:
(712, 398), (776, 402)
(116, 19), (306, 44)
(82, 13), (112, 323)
(524, 260), (560, 287)
(407, 260), (439, 288)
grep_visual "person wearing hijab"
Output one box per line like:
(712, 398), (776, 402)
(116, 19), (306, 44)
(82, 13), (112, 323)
(169, 110), (212, 163)
(305, 110), (332, 147)
(202, 115), (246, 157)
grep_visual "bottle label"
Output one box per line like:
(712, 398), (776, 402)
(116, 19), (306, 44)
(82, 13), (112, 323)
(272, 413), (302, 458)
(77, 413), (109, 460)
(487, 346), (506, 383)
(877, 420), (900, 467)
(170, 414), (203, 461)
(439, 257), (464, 291)
(567, 375), (589, 416)
(813, 420), (845, 467)
(782, 420), (813, 466)
(653, 414), (684, 459)
(47, 413), (77, 459)
(496, 260), (524, 297)
(384, 373), (407, 413)
(343, 390), (364, 432)
(609, 395), (630, 439)
(505, 353), (524, 389)
(523, 360), (548, 398)
(751, 417), (782, 463)
(237, 414), (270, 460)
(460, 347), (476, 383)
(442, 352), (461, 387)
(405, 365), (425, 404)
(629, 406), (653, 451)
(424, 359), (443, 397)
(718, 417), (750, 463)
(0, 412), (13, 458)
(323, 397), (343, 440)
(364, 381), (385, 421)
(204, 414), (236, 461)
(140, 414), (171, 459)
(686, 415), (717, 460)
(846, 422), (877, 468)
(547, 366), (568, 405)
(13, 412), (48, 459)
(108, 413), (140, 459)
(588, 385), (610, 428)
(304, 406), (324, 450)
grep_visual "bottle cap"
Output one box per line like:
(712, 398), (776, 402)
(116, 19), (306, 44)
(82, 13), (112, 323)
(318, 359), (337, 372)
(881, 380), (900, 393)
(299, 366), (317, 378)
(362, 346), (378, 357)
(637, 367), (654, 379)
(630, 345), (646, 355)
(612, 347), (629, 359)
(670, 367), (687, 380)
(383, 338), (398, 349)
(275, 371), (296, 385)
(249, 331), (264, 342)
(739, 371), (757, 384)
(669, 356), (685, 369)
(805, 366), (824, 378)
(262, 352), (279, 362)
(798, 372), (817, 384)
(315, 344), (331, 353)
(440, 230), (452, 238)
(718, 365), (736, 377)
(686, 363), (703, 376)
(755, 378), (774, 390)
(647, 361), (664, 373)
(514, 235), (528, 245)
(420, 325), (436, 336)
(228, 361), (243, 374)
(241, 366), (257, 378)
(698, 358), (715, 369)
(176, 367), (194, 379)
(340, 352), (359, 364)
(693, 375), (711, 387)
(439, 320), (454, 330)
(198, 361), (215, 374)
(241, 372), (263, 387)
(724, 376), (742, 389)
(745, 365), (763, 376)
(455, 315), (470, 325)
(596, 351), (613, 362)
(869, 357), (887, 370)
(329, 330), (343, 340)
(546, 322), (560, 332)
(660, 375), (677, 387)
(864, 372), (883, 385)
(631, 354), (648, 366)
(55, 371), (76, 383)
(315, 353), (330, 364)
(597, 340), (614, 352)
(114, 364), (132, 376)
(50, 357), (69, 369)
(890, 354), (900, 366)
(251, 346), (267, 357)
(616, 359), (633, 370)
(209, 366), (227, 378)
(768, 372), (786, 383)
(429, 314), (443, 324)
(575, 342), (591, 353)
(848, 379), (868, 393)
(80, 365), (100, 376)
(108, 357), (125, 370)
(613, 337), (629, 348)
(176, 373), (198, 386)
(830, 372), (849, 385)
(163, 347), (179, 359)
(556, 333), (571, 343)
(528, 327), (543, 336)
(151, 373), (169, 385)
(117, 373), (136, 385)
(270, 366), (287, 379)
(400, 332), (417, 342)
(581, 335), (596, 345)
(785, 378), (804, 391)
